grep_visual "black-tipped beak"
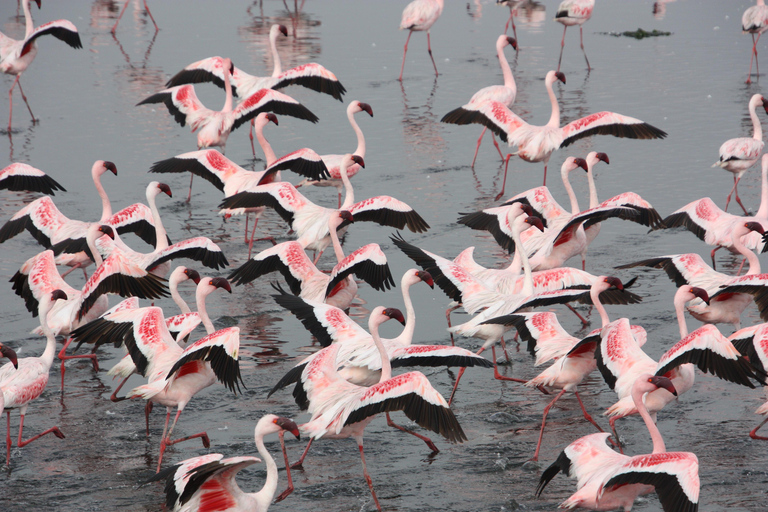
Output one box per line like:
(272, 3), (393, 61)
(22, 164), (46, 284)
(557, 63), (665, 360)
(351, 155), (365, 168)
(279, 25), (288, 37)
(211, 277), (232, 293)
(384, 307), (406, 326)
(158, 183), (172, 197)
(105, 161), (117, 175)
(555, 71), (566, 84)
(526, 215), (545, 232)
(574, 158), (588, 171)
(186, 269), (201, 285)
(596, 152), (609, 164)
(275, 417), (300, 439)
(605, 276), (624, 291)
(650, 376), (677, 396)
(519, 203), (534, 216)
(359, 102), (373, 117)
(0, 344), (18, 369)
(689, 286), (710, 305)
(746, 221), (765, 235)
(51, 289), (68, 302)
(340, 210), (354, 223)
(99, 225), (115, 239)
(266, 113), (278, 125)
(506, 36), (517, 50)
(416, 270), (434, 289)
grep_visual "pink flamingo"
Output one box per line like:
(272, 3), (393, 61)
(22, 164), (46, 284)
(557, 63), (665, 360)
(111, 0), (158, 34)
(219, 155), (429, 263)
(712, 94), (768, 213)
(497, 1), (523, 40)
(398, 0), (445, 81)
(619, 221), (765, 330)
(441, 34), (517, 168)
(0, 289), (68, 466)
(296, 100), (374, 208)
(536, 375), (700, 512)
(554, 0), (594, 72)
(465, 71), (666, 193)
(743, 0), (768, 84)
(729, 323), (768, 439)
(147, 414), (300, 511)
(285, 306), (465, 509)
(0, 0), (82, 130)
(228, 213), (394, 311)
(0, 162), (65, 195)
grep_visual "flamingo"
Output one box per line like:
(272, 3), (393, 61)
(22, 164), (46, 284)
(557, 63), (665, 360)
(111, 0), (158, 34)
(729, 323), (768, 439)
(618, 220), (765, 330)
(536, 375), (700, 512)
(497, 1), (523, 40)
(286, 306), (466, 509)
(147, 414), (301, 511)
(228, 212), (395, 311)
(1, 289), (68, 466)
(441, 34), (518, 168)
(460, 70), (666, 192)
(219, 155), (430, 263)
(296, 100), (374, 208)
(68, 278), (242, 472)
(554, 0), (595, 72)
(743, 0), (768, 84)
(713, 94), (768, 214)
(398, 0), (445, 81)
(0, 0), (82, 130)
(0, 162), (65, 195)
(164, 25), (346, 102)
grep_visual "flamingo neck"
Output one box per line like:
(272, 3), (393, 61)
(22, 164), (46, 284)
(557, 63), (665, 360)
(86, 230), (105, 267)
(562, 167), (581, 215)
(733, 228), (761, 275)
(339, 162), (355, 209)
(371, 317), (392, 382)
(756, 159), (768, 219)
(39, 305), (57, 370)
(632, 385), (667, 454)
(147, 192), (169, 252)
(513, 224), (533, 296)
(591, 285), (610, 328)
(497, 41), (516, 94)
(328, 219), (345, 263)
(93, 171), (112, 223)
(170, 278), (192, 315)
(674, 293), (689, 339)
(196, 288), (216, 334)
(545, 76), (561, 128)
(256, 122), (277, 166)
(23, 0), (34, 38)
(349, 107), (367, 158)
(506, 247), (522, 274)
(269, 29), (283, 77)
(587, 162), (599, 209)
(395, 277), (417, 346)
(251, 427), (279, 509)
(222, 67), (233, 114)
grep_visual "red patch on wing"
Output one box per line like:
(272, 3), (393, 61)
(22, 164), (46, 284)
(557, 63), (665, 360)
(324, 308), (350, 330)
(713, 292), (735, 302)
(554, 227), (575, 247)
(566, 111), (610, 134)
(199, 479), (236, 512)
(694, 200), (717, 221)
(206, 150), (231, 172)
(177, 360), (204, 378)
(569, 340), (596, 357)
(239, 89), (270, 109)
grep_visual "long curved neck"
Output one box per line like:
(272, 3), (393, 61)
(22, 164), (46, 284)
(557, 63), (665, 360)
(587, 163), (599, 209)
(93, 172), (112, 222)
(498, 42), (515, 92)
(512, 225), (533, 296)
(147, 192), (169, 252)
(196, 289), (216, 334)
(339, 163), (355, 209)
(562, 168), (580, 214)
(591, 286), (610, 328)
(371, 319), (392, 382)
(170, 279), (192, 314)
(545, 77), (561, 128)
(349, 108), (366, 157)
(270, 29), (283, 77)
(251, 429), (279, 509)
(86, 231), (105, 267)
(222, 68), (233, 113)
(397, 279), (416, 344)
(39, 305), (57, 370)
(328, 220), (345, 263)
(756, 160), (768, 218)
(506, 247), (522, 274)
(674, 294), (688, 339)
(751, 99), (763, 141)
(23, 0), (34, 38)
(632, 385), (666, 454)
(732, 229), (761, 275)
(256, 122), (277, 166)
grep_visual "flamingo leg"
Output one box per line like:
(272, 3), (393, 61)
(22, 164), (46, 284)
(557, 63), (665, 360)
(504, 8), (518, 42)
(244, 213), (251, 243)
(357, 438), (382, 512)
(111, 0), (131, 34)
(490, 131), (505, 161)
(495, 153), (514, 202)
(60, 262), (84, 278)
(725, 174), (747, 213)
(574, 392), (603, 432)
(290, 438), (313, 469)
(312, 249), (325, 265)
(58, 338), (100, 390)
(142, 0), (159, 32)
(498, 336), (511, 362)
(471, 126), (487, 168)
(145, 401), (154, 436)
(398, 31), (413, 81)
(542, 161), (549, 187)
(16, 414), (65, 449)
(274, 431), (295, 502)
(446, 304), (460, 345)
(734, 177), (749, 215)
(491, 345), (527, 384)
(748, 33), (757, 84)
(737, 257), (747, 276)
(385, 412), (439, 453)
(710, 246), (721, 270)
(186, 174), (194, 203)
(449, 346), (486, 404)
(609, 416), (624, 454)
(249, 120), (256, 156)
(5, 411), (11, 466)
(750, 417), (768, 440)
(110, 375), (131, 402)
(15, 78), (35, 124)
(427, 30), (438, 77)
(566, 303), (589, 327)
(757, 33), (763, 80)
(336, 187), (342, 209)
(157, 409), (210, 472)
(557, 25), (567, 73)
(7, 75), (21, 131)
(531, 389), (566, 461)
(579, 26), (591, 70)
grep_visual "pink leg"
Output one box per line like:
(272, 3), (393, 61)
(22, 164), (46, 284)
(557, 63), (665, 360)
(386, 412), (439, 452)
(495, 154), (513, 202)
(110, 375), (131, 402)
(60, 263), (84, 278)
(7, 75), (19, 132)
(446, 304), (460, 345)
(579, 26), (591, 70)
(244, 213), (251, 243)
(757, 33), (763, 80)
(143, 0), (159, 32)
(566, 303), (589, 327)
(557, 26), (567, 73)
(5, 411), (11, 466)
(157, 409), (210, 472)
(471, 127), (487, 168)
(58, 338), (100, 391)
(725, 174), (740, 212)
(710, 246), (721, 270)
(249, 120), (256, 156)
(449, 346), (486, 404)
(145, 401), (154, 436)
(357, 439), (382, 512)
(750, 417), (768, 440)
(274, 431), (295, 502)
(737, 257), (747, 276)
(312, 250), (325, 265)
(427, 30), (438, 77)
(542, 162), (548, 187)
(531, 389), (566, 461)
(290, 438), (313, 469)
(111, 0), (131, 34)
(748, 34), (756, 84)
(16, 414), (66, 449)
(734, 178), (749, 215)
(491, 345), (528, 384)
(490, 132), (505, 160)
(609, 416), (624, 454)
(186, 174), (194, 203)
(574, 392), (603, 432)
(398, 31), (413, 81)
(337, 190), (342, 209)
(499, 336), (511, 362)
(15, 78), (35, 123)
(504, 9), (518, 42)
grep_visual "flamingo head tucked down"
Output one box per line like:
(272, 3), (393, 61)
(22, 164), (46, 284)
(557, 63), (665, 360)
(744, 221), (765, 236)
(157, 182), (172, 198)
(505, 36), (518, 51)
(272, 416), (301, 439)
(0, 343), (18, 369)
(350, 155), (365, 168)
(98, 225), (115, 240)
(184, 268), (201, 284)
(573, 157), (588, 172)
(647, 375), (678, 396)
(340, 210), (354, 224)
(51, 289), (68, 302)
(266, 113), (278, 126)
(278, 24), (289, 37)
(382, 307), (406, 326)
(33, 0), (41, 9)
(357, 102), (374, 117)
(594, 152), (609, 165)
(524, 215), (545, 232)
(761, 95), (768, 115)
(688, 286), (710, 305)
(603, 276), (624, 291)
(416, 270), (434, 289)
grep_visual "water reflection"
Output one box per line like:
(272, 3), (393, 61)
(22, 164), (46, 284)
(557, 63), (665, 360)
(652, 0), (675, 20)
(400, 79), (447, 163)
(514, 1), (547, 33)
(91, 0), (157, 34)
(466, 0), (483, 21)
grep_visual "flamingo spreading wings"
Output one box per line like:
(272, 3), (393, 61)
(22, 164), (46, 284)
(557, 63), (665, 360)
(729, 323), (768, 439)
(164, 25), (345, 102)
(0, 163), (65, 195)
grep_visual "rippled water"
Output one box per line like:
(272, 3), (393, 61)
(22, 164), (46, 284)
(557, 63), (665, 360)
(1, 1), (768, 511)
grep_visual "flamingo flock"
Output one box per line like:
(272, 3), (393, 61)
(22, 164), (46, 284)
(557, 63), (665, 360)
(3, 2), (768, 512)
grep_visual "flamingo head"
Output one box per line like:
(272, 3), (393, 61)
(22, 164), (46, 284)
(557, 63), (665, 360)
(383, 307), (406, 326)
(278, 24), (289, 37)
(273, 416), (301, 439)
(603, 276), (624, 291)
(98, 225), (115, 240)
(266, 113), (278, 126)
(51, 289), (68, 302)
(762, 95), (768, 114)
(210, 277), (232, 293)
(157, 182), (172, 198)
(573, 157), (588, 172)
(184, 268), (201, 285)
(104, 161), (117, 176)
(555, 71), (566, 84)
(33, 0), (41, 9)
(0, 344), (18, 369)
(506, 36), (518, 51)
(416, 270), (434, 289)
(648, 375), (677, 396)
(595, 152), (609, 165)
(745, 221), (765, 235)
(357, 102), (374, 117)
(688, 286), (710, 305)
(525, 215), (545, 232)
(339, 210), (354, 223)
(350, 155), (365, 168)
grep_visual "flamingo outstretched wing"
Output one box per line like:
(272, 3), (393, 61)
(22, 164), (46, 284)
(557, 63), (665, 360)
(0, 163), (65, 195)
(560, 111), (667, 148)
(340, 196), (430, 233)
(165, 327), (243, 394)
(325, 243), (395, 297)
(228, 241), (324, 293)
(21, 19), (82, 55)
(145, 237), (228, 272)
(137, 85), (209, 128)
(271, 63), (346, 101)
(231, 88), (319, 130)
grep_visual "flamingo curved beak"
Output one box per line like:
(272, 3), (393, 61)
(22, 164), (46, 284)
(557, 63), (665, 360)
(0, 344), (18, 369)
(351, 155), (365, 168)
(605, 276), (624, 291)
(526, 215), (545, 232)
(574, 158), (589, 171)
(99, 225), (115, 239)
(158, 183), (172, 197)
(185, 269), (201, 285)
(266, 113), (278, 126)
(359, 102), (374, 117)
(278, 25), (289, 37)
(275, 417), (300, 439)
(649, 375), (677, 396)
(51, 289), (68, 302)
(506, 36), (518, 50)
(689, 286), (710, 305)
(384, 307), (406, 326)
(105, 161), (118, 176)
(555, 71), (566, 84)
(211, 277), (232, 293)
(596, 152), (610, 164)
(416, 270), (434, 289)
(340, 210), (354, 223)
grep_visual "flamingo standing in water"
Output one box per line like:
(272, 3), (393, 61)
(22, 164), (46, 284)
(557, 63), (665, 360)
(457, 70), (666, 194)
(111, 0), (158, 34)
(0, 0), (82, 130)
(743, 0), (768, 84)
(712, 94), (768, 214)
(536, 375), (700, 512)
(497, 1), (523, 40)
(554, 0), (594, 72)
(441, 35), (518, 168)
(147, 414), (301, 511)
(398, 0), (445, 81)
(1, 289), (68, 466)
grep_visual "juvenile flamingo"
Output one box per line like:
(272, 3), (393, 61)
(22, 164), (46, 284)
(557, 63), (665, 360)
(398, 0), (445, 80)
(0, 0), (82, 130)
(743, 0), (768, 84)
(554, 0), (595, 72)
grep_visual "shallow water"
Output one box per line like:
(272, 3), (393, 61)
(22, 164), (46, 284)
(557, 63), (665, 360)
(1, 0), (768, 511)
